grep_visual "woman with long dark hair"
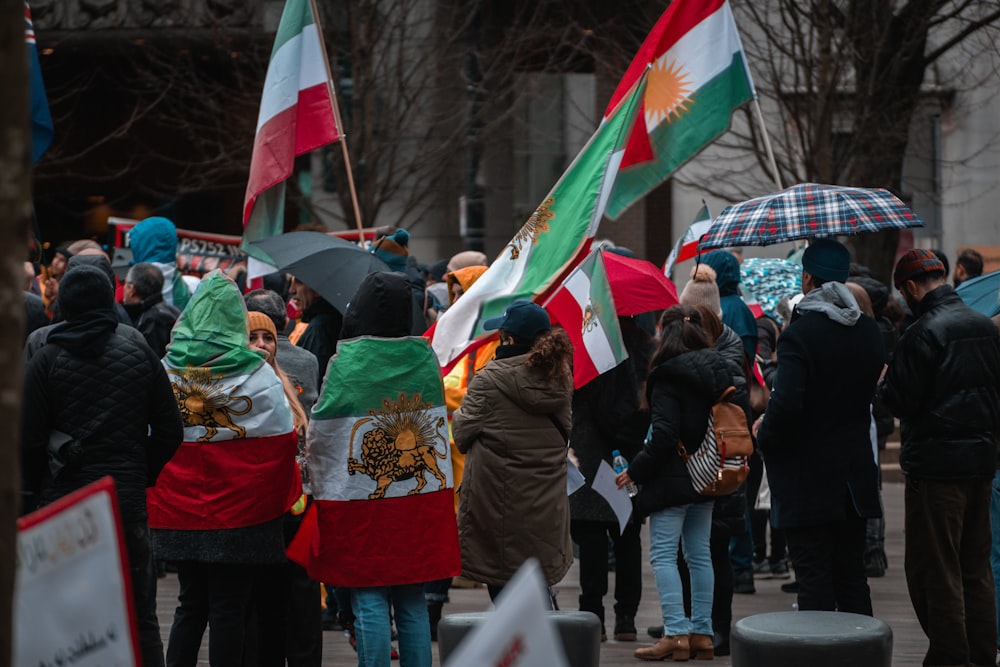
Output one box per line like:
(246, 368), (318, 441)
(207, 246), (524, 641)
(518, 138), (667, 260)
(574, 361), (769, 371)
(617, 305), (732, 661)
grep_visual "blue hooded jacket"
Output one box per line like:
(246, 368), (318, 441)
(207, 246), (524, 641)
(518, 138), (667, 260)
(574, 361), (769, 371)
(130, 217), (178, 264)
(701, 250), (757, 360)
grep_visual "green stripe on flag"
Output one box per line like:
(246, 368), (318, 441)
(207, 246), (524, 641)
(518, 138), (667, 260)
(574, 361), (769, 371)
(607, 53), (753, 219)
(313, 337), (444, 419)
(591, 254), (627, 362)
(272, 0), (315, 56)
(473, 78), (646, 334)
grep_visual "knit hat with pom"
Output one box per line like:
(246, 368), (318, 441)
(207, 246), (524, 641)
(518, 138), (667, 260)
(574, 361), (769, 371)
(373, 229), (410, 272)
(679, 263), (722, 316)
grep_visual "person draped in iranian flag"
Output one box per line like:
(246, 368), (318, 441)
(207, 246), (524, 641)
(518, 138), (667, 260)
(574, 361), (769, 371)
(147, 271), (301, 666)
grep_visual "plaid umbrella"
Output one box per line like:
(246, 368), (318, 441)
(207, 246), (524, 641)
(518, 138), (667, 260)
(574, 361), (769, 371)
(740, 258), (802, 324)
(697, 183), (924, 252)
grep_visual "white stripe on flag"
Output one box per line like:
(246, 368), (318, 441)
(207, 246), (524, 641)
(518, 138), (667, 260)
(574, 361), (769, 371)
(309, 405), (453, 501)
(256, 23), (328, 131)
(590, 149), (625, 236)
(563, 270), (618, 374)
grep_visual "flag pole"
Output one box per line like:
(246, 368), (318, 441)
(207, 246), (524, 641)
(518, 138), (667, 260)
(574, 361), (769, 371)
(752, 99), (783, 191)
(309, 0), (366, 245)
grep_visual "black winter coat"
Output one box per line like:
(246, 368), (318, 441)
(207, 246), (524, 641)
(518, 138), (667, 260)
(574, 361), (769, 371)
(628, 348), (732, 516)
(757, 292), (884, 530)
(123, 292), (180, 359)
(879, 285), (1000, 480)
(22, 326), (183, 523)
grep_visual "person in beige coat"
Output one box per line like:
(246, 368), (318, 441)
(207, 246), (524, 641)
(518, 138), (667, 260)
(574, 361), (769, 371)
(452, 300), (574, 603)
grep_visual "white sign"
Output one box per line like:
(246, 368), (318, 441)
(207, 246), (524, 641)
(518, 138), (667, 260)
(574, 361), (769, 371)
(15, 477), (139, 667)
(445, 559), (569, 667)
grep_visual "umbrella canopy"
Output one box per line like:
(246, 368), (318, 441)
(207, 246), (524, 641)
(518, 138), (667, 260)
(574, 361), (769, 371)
(698, 183), (924, 252)
(740, 257), (802, 324)
(602, 250), (679, 316)
(252, 232), (390, 312)
(956, 269), (1000, 318)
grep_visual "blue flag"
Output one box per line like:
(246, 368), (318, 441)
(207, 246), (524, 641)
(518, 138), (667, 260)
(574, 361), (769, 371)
(25, 2), (53, 164)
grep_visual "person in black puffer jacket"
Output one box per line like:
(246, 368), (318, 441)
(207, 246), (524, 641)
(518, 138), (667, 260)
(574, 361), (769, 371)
(569, 317), (652, 643)
(21, 264), (183, 667)
(617, 305), (733, 662)
(879, 249), (1000, 667)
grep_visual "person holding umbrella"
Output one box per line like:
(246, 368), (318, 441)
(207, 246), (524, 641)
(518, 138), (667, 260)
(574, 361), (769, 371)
(755, 239), (884, 615)
(290, 276), (342, 381)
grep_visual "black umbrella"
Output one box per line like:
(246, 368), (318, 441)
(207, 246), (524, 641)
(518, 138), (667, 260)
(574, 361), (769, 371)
(252, 232), (390, 312)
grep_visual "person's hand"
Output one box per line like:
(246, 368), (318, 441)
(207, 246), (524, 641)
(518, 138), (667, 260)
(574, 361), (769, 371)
(615, 470), (633, 490)
(752, 414), (764, 438)
(43, 277), (58, 303)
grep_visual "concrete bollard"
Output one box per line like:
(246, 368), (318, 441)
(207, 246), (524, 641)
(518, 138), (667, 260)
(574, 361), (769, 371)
(437, 611), (601, 667)
(731, 611), (892, 666)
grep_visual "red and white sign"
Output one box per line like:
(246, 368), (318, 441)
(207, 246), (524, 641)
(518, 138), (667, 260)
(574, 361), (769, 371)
(15, 477), (139, 667)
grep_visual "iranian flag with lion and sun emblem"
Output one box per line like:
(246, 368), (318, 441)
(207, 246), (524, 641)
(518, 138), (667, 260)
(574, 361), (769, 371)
(147, 272), (301, 531)
(289, 336), (460, 588)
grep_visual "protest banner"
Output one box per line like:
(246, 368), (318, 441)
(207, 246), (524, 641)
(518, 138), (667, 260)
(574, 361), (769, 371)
(14, 477), (139, 667)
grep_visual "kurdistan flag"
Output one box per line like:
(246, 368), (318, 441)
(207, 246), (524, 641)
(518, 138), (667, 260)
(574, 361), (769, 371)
(242, 0), (340, 263)
(429, 74), (647, 370)
(545, 250), (628, 389)
(147, 272), (301, 530)
(605, 0), (755, 220)
(291, 336), (460, 588)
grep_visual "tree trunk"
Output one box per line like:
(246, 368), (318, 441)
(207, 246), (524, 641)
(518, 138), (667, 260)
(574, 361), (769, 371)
(844, 1), (931, 285)
(0, 0), (31, 664)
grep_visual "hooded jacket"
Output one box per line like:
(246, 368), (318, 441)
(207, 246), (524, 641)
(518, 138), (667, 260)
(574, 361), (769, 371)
(701, 251), (757, 360)
(757, 281), (884, 529)
(452, 350), (574, 586)
(879, 284), (1000, 480)
(340, 271), (412, 339)
(129, 216), (190, 310)
(628, 347), (732, 516)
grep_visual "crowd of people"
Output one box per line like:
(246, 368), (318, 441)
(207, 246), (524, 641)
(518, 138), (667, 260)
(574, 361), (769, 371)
(18, 214), (1000, 667)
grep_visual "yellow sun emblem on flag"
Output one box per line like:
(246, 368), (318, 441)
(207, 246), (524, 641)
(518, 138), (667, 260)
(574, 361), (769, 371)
(644, 57), (694, 127)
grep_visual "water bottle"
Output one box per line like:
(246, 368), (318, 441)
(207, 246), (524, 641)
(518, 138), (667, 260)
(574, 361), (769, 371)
(612, 449), (638, 498)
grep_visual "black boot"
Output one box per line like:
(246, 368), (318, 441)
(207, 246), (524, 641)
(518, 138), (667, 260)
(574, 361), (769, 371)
(713, 629), (731, 657)
(614, 615), (637, 641)
(427, 600), (444, 642)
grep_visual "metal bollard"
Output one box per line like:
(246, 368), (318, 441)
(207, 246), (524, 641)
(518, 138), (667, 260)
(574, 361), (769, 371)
(731, 611), (892, 666)
(438, 611), (601, 667)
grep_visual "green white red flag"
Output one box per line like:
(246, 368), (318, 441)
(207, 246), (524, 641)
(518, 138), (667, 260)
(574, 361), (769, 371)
(545, 250), (629, 389)
(605, 0), (755, 219)
(663, 204), (713, 278)
(428, 75), (647, 370)
(242, 0), (340, 267)
(289, 336), (460, 587)
(148, 272), (301, 530)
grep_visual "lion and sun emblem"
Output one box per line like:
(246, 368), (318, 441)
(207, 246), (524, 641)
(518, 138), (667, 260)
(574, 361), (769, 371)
(348, 392), (449, 500)
(168, 367), (252, 442)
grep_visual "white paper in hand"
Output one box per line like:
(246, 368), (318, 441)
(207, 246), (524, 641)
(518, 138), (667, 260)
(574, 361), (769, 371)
(593, 459), (633, 535)
(444, 559), (569, 667)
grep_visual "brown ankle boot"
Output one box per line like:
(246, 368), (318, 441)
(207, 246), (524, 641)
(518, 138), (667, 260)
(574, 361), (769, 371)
(634, 634), (690, 661)
(688, 633), (714, 660)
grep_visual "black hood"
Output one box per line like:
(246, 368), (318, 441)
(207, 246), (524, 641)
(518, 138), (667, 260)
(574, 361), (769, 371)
(340, 271), (413, 339)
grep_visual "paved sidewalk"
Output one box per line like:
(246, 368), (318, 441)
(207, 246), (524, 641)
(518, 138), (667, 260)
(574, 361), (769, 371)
(155, 482), (927, 665)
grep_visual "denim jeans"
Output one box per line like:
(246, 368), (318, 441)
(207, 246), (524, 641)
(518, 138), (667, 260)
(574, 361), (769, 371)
(649, 501), (714, 636)
(352, 584), (431, 667)
(991, 469), (1000, 650)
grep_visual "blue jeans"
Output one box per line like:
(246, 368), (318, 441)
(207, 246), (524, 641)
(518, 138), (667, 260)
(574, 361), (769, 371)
(649, 502), (714, 636)
(991, 470), (1000, 649)
(351, 584), (431, 667)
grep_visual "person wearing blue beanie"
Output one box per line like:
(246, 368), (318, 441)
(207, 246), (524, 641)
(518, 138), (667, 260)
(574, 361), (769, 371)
(372, 229), (410, 273)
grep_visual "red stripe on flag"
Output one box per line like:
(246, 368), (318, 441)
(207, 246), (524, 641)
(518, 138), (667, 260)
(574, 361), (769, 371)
(147, 430), (301, 530)
(305, 490), (460, 587)
(606, 0), (727, 114)
(243, 83), (340, 225)
(546, 287), (600, 389)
